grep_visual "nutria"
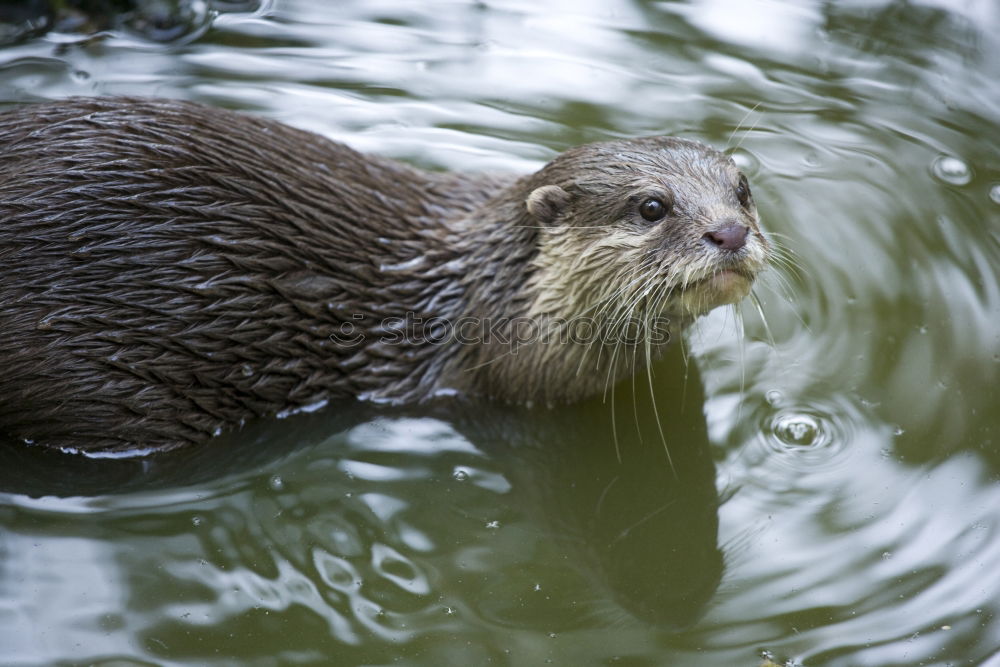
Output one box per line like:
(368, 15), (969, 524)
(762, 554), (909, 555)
(0, 97), (770, 453)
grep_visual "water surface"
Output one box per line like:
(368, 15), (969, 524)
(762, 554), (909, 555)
(1, 0), (998, 664)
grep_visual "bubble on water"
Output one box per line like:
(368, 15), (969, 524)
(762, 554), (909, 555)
(72, 70), (90, 81)
(268, 474), (284, 491)
(773, 412), (820, 446)
(191, 515), (204, 527)
(240, 363), (254, 377)
(990, 184), (1000, 205)
(931, 155), (972, 186)
(452, 468), (469, 482)
(485, 520), (500, 529)
(765, 389), (783, 406)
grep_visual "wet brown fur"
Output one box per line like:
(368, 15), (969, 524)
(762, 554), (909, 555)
(0, 97), (767, 452)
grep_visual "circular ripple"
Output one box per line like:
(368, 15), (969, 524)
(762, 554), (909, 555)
(772, 412), (821, 447)
(756, 402), (854, 474)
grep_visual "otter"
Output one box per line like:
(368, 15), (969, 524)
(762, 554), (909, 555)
(0, 97), (769, 453)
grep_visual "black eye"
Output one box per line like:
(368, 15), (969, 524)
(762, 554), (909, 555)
(736, 175), (751, 207)
(639, 197), (669, 222)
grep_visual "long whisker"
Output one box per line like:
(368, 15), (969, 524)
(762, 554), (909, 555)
(748, 290), (777, 347)
(727, 102), (762, 149)
(732, 103), (763, 152)
(679, 333), (690, 412)
(469, 259), (664, 377)
(735, 304), (747, 423)
(630, 335), (643, 445)
(610, 371), (621, 463)
(645, 334), (676, 478)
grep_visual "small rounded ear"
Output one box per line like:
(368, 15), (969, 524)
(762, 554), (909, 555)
(526, 185), (571, 224)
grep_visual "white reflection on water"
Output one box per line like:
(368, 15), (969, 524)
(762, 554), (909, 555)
(0, 534), (127, 661)
(666, 0), (822, 53)
(713, 450), (1000, 664)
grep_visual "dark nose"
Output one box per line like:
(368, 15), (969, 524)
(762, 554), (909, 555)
(703, 223), (748, 251)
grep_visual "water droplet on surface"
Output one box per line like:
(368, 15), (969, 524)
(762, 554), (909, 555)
(758, 402), (852, 474)
(931, 155), (972, 186)
(268, 474), (284, 491)
(773, 413), (820, 446)
(240, 363), (253, 377)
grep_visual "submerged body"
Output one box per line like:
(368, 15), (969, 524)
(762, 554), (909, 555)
(0, 97), (769, 452)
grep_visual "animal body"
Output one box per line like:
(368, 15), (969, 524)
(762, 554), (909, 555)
(0, 97), (769, 452)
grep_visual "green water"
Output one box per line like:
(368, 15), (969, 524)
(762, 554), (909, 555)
(1, 1), (999, 664)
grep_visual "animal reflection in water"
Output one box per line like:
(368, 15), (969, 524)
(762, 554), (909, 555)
(0, 349), (721, 628)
